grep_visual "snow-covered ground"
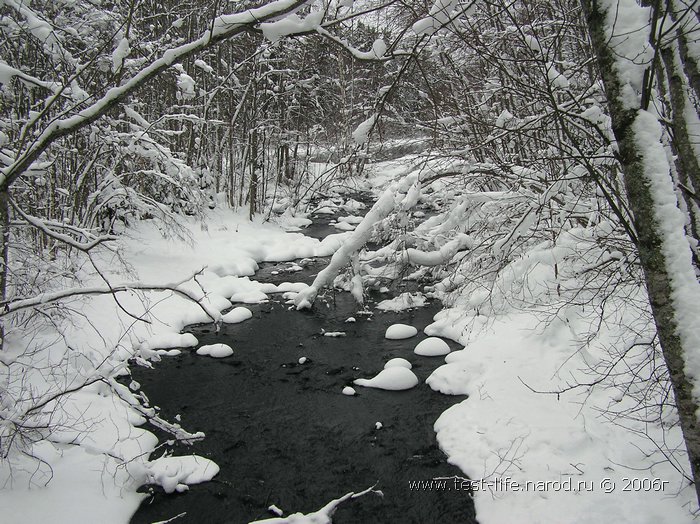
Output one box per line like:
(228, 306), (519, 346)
(1, 156), (698, 523)
(426, 308), (696, 523)
(0, 207), (351, 523)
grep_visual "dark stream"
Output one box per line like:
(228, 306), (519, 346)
(130, 201), (477, 524)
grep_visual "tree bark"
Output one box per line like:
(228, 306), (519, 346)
(0, 190), (9, 350)
(582, 0), (700, 504)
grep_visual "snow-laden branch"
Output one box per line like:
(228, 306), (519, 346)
(294, 177), (419, 309)
(0, 62), (61, 93)
(316, 26), (388, 60)
(1, 271), (221, 324)
(9, 199), (118, 251)
(0, 0), (310, 191)
(405, 233), (473, 266)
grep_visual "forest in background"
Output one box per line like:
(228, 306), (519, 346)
(1, 0), (700, 512)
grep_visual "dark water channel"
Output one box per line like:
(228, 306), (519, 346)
(130, 203), (477, 524)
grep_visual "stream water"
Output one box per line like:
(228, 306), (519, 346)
(129, 202), (477, 524)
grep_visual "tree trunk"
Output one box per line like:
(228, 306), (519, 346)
(0, 190), (10, 350)
(659, 40), (700, 261)
(582, 0), (700, 504)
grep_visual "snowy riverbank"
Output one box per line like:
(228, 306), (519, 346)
(1, 159), (698, 523)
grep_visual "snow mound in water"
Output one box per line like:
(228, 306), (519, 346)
(196, 343), (233, 358)
(231, 289), (268, 303)
(376, 292), (427, 312)
(139, 333), (198, 351)
(384, 358), (412, 369)
(146, 455), (219, 494)
(342, 386), (356, 396)
(426, 362), (470, 395)
(221, 306), (253, 324)
(414, 337), (451, 356)
(333, 221), (356, 231)
(384, 323), (418, 339)
(354, 367), (419, 391)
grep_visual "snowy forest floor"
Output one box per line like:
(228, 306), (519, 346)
(0, 156), (698, 523)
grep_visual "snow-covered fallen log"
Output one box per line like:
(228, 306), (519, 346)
(250, 485), (382, 523)
(294, 176), (419, 309)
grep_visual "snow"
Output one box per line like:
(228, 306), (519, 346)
(372, 39), (387, 59)
(406, 233), (472, 266)
(231, 289), (269, 303)
(196, 343), (234, 358)
(384, 357), (412, 369)
(495, 109), (513, 127)
(333, 220), (356, 231)
(112, 37), (130, 73)
(351, 115), (376, 145)
(414, 337), (451, 356)
(633, 110), (700, 411)
(425, 362), (469, 394)
(412, 0), (459, 36)
(323, 331), (346, 338)
(546, 63), (569, 89)
(523, 34), (541, 53)
(376, 292), (427, 311)
(426, 307), (696, 523)
(139, 333), (198, 354)
(294, 174), (418, 309)
(384, 323), (418, 340)
(353, 367), (419, 391)
(2, 0), (314, 190)
(175, 69), (196, 100)
(194, 59), (214, 73)
(0, 205), (363, 523)
(250, 487), (380, 523)
(222, 306), (253, 323)
(400, 181), (421, 210)
(146, 455), (219, 494)
(260, 11), (323, 42)
(342, 386), (356, 396)
(4, 114), (698, 524)
(599, 0), (655, 108)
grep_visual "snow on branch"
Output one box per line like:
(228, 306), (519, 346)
(294, 175), (418, 309)
(9, 199), (118, 251)
(0, 0), (310, 191)
(1, 271), (221, 324)
(0, 62), (61, 93)
(316, 26), (388, 60)
(405, 233), (473, 266)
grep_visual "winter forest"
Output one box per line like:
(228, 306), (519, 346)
(1, 0), (699, 522)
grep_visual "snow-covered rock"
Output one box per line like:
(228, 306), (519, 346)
(414, 337), (451, 356)
(146, 455), (219, 494)
(221, 306), (253, 324)
(353, 367), (419, 391)
(384, 358), (412, 369)
(384, 323), (418, 339)
(196, 343), (233, 358)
